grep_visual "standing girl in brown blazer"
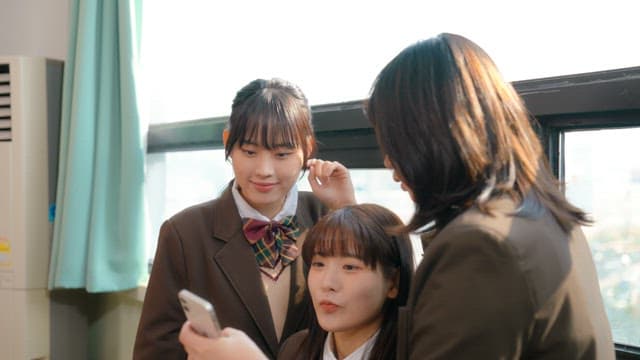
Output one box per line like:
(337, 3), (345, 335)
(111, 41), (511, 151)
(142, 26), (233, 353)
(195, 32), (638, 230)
(133, 78), (355, 359)
(366, 33), (615, 359)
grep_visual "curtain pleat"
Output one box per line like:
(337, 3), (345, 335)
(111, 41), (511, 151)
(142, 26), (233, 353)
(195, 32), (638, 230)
(49, 0), (146, 292)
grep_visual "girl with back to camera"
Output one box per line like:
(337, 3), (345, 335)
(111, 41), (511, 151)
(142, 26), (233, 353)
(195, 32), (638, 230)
(133, 78), (355, 359)
(366, 33), (614, 359)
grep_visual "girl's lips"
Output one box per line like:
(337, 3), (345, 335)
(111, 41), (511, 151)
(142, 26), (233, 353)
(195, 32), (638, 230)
(319, 301), (339, 313)
(252, 181), (276, 192)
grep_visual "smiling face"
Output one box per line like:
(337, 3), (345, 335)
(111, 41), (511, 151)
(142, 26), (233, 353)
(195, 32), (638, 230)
(308, 254), (397, 340)
(223, 79), (316, 218)
(229, 141), (305, 219)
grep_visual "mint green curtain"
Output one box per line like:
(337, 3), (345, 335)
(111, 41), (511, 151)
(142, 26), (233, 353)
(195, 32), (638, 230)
(49, 0), (146, 292)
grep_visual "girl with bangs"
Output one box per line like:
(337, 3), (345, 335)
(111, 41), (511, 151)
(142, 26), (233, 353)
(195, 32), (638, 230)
(279, 204), (414, 360)
(134, 78), (356, 360)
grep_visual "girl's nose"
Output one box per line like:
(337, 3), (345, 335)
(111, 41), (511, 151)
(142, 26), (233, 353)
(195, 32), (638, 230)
(254, 154), (274, 177)
(383, 155), (393, 169)
(320, 265), (340, 292)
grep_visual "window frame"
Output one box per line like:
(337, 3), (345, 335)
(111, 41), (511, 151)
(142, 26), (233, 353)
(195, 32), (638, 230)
(147, 100), (382, 168)
(145, 66), (640, 357)
(513, 66), (640, 178)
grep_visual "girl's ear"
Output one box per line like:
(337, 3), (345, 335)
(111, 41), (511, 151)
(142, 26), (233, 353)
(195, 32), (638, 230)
(386, 270), (400, 299)
(222, 129), (230, 147)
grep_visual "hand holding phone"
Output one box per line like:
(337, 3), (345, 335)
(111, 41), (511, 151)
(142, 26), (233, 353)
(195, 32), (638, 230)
(178, 289), (221, 338)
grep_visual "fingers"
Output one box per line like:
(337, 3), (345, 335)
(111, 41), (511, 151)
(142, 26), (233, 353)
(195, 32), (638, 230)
(307, 159), (346, 187)
(179, 321), (205, 351)
(179, 321), (190, 344)
(180, 323), (266, 360)
(306, 158), (357, 209)
(220, 327), (242, 337)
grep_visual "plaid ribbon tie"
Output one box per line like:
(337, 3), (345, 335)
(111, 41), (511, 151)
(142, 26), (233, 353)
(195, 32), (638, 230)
(242, 215), (301, 272)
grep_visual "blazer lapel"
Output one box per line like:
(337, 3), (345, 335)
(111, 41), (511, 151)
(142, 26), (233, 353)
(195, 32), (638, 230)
(280, 236), (310, 340)
(396, 306), (410, 360)
(280, 200), (317, 340)
(211, 185), (279, 356)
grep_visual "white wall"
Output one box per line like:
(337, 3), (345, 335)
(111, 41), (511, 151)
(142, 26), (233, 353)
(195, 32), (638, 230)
(0, 0), (69, 60)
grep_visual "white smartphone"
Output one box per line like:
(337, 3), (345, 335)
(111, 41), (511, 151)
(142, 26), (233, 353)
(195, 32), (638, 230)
(178, 289), (221, 338)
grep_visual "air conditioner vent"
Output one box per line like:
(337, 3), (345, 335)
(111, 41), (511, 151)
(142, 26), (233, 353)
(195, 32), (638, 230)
(0, 63), (10, 142)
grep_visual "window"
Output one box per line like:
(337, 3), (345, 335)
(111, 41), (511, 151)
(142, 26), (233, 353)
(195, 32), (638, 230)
(145, 149), (233, 264)
(517, 68), (640, 353)
(564, 128), (640, 347)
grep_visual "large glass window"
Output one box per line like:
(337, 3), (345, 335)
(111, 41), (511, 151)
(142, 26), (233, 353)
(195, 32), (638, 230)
(145, 150), (232, 266)
(564, 127), (640, 347)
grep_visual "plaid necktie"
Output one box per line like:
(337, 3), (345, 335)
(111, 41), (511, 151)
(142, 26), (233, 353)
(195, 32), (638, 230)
(242, 215), (301, 273)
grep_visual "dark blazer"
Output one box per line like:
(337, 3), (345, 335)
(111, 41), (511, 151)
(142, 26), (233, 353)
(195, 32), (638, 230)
(278, 329), (309, 360)
(133, 183), (327, 360)
(397, 197), (615, 359)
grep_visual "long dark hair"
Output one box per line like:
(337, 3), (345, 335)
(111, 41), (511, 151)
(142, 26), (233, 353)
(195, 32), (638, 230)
(298, 204), (414, 360)
(225, 78), (316, 167)
(366, 33), (590, 235)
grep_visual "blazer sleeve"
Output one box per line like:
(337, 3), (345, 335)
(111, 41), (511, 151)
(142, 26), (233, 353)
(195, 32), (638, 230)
(133, 219), (189, 360)
(408, 226), (533, 359)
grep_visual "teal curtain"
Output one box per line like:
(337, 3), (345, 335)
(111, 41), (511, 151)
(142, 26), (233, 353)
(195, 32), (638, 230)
(49, 0), (146, 292)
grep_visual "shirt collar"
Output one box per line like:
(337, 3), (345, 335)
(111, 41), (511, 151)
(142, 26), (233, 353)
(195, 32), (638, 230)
(322, 330), (380, 360)
(231, 179), (298, 221)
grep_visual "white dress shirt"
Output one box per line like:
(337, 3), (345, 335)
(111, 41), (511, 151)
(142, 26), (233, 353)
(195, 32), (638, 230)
(322, 330), (380, 360)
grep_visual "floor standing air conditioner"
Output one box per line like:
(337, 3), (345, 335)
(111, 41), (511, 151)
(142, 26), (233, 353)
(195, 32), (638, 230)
(0, 56), (63, 360)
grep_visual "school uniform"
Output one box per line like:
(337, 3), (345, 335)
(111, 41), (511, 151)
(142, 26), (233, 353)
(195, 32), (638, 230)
(278, 329), (379, 360)
(397, 196), (615, 359)
(278, 329), (309, 360)
(133, 181), (327, 360)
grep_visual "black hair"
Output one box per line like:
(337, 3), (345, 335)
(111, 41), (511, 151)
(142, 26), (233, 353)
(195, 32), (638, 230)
(366, 33), (590, 235)
(224, 78), (316, 167)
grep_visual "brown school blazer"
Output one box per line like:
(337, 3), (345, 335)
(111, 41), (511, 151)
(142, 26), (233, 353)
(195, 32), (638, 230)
(397, 196), (615, 360)
(133, 183), (327, 360)
(278, 329), (310, 360)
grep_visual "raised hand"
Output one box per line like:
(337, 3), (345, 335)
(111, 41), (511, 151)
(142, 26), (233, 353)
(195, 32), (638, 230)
(307, 158), (356, 210)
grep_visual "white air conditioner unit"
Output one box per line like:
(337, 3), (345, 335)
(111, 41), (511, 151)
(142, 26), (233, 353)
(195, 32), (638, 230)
(0, 56), (63, 360)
